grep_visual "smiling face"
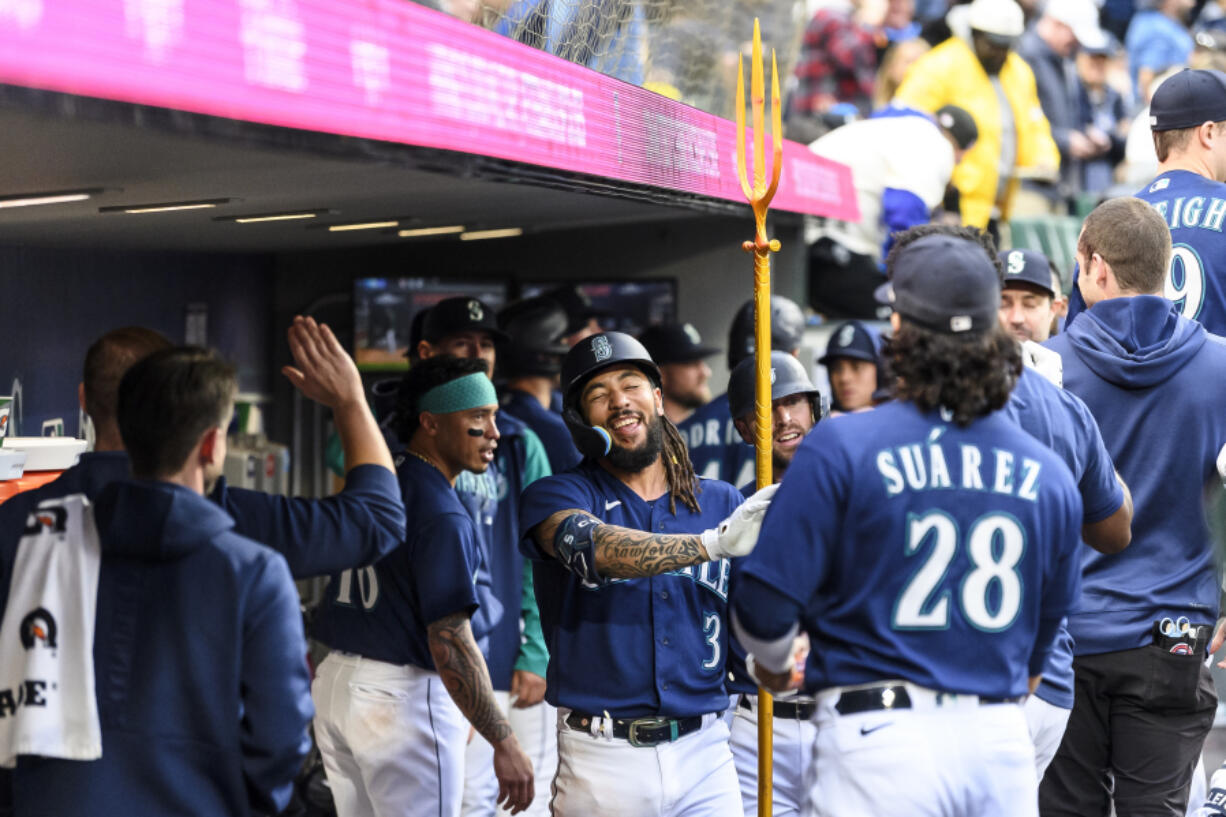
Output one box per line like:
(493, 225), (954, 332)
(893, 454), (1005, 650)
(434, 404), (500, 474)
(734, 392), (816, 472)
(580, 363), (665, 472)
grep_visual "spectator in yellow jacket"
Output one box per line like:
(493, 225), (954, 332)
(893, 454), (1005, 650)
(895, 0), (1060, 229)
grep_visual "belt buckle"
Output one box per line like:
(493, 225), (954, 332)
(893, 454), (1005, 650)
(627, 717), (676, 747)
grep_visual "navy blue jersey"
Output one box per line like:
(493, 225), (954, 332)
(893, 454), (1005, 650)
(455, 411), (550, 689)
(519, 461), (741, 718)
(739, 402), (1083, 699)
(677, 393), (754, 488)
(501, 389), (582, 474)
(312, 455), (484, 670)
(1003, 367), (1124, 708)
(1046, 296), (1226, 655)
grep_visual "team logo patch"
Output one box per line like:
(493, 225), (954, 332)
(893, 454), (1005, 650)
(23, 506), (67, 536)
(1170, 642), (1195, 655)
(1006, 251), (1026, 275)
(591, 335), (612, 362)
(683, 323), (702, 345)
(19, 608), (57, 650)
(1149, 177), (1170, 192)
(837, 324), (855, 347)
(467, 299), (484, 321)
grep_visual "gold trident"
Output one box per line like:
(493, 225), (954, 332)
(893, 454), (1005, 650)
(735, 17), (782, 817)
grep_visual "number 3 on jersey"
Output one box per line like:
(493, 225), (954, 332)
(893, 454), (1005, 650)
(1167, 243), (1206, 320)
(893, 511), (1025, 632)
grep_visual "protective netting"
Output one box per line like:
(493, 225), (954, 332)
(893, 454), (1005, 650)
(417, 0), (807, 120)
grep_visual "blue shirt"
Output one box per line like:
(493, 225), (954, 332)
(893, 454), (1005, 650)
(519, 461), (742, 718)
(677, 393), (754, 488)
(312, 455), (484, 670)
(1003, 367), (1124, 708)
(736, 402), (1083, 699)
(1125, 11), (1193, 96)
(501, 389), (582, 475)
(1046, 296), (1226, 654)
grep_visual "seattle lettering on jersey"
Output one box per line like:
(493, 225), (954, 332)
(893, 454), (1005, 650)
(874, 428), (1042, 502)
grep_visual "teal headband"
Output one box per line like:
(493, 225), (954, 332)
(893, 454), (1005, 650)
(418, 372), (498, 415)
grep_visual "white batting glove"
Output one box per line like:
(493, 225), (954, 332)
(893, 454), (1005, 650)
(700, 483), (778, 560)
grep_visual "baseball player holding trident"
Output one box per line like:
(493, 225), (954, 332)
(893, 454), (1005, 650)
(733, 229), (1085, 816)
(517, 331), (777, 816)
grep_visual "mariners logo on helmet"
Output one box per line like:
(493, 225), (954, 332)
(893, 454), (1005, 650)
(19, 607), (57, 650)
(683, 324), (702, 345)
(591, 335), (613, 362)
(1006, 251), (1026, 276)
(837, 325), (856, 347)
(467, 300), (484, 321)
(770, 367), (777, 384)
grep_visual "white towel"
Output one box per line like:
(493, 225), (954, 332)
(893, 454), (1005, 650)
(0, 493), (102, 767)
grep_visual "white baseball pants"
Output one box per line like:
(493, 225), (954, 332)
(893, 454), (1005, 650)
(1024, 695), (1071, 781)
(730, 694), (817, 817)
(312, 652), (468, 817)
(550, 709), (742, 816)
(810, 684), (1038, 817)
(461, 691), (558, 817)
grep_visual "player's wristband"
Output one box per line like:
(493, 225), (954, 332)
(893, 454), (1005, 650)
(554, 513), (607, 587)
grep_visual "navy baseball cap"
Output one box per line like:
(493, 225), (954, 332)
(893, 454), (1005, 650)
(819, 320), (879, 366)
(999, 248), (1056, 297)
(638, 323), (720, 365)
(935, 105), (979, 151)
(874, 234), (1001, 334)
(1150, 69), (1226, 131)
(421, 297), (509, 344)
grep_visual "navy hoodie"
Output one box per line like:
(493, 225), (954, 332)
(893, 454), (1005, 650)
(1045, 296), (1226, 654)
(8, 480), (313, 817)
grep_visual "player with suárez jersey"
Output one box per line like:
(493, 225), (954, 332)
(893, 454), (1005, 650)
(312, 356), (533, 817)
(733, 232), (1084, 817)
(519, 332), (776, 817)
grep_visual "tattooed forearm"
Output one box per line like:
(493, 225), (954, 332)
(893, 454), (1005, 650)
(428, 611), (512, 744)
(593, 527), (707, 578)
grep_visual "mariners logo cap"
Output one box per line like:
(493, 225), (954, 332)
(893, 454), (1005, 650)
(1149, 69), (1226, 132)
(935, 105), (979, 151)
(818, 320), (880, 366)
(999, 248), (1056, 297)
(421, 296), (510, 344)
(875, 234), (1000, 335)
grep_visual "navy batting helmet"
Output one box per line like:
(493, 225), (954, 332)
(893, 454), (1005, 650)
(727, 295), (806, 370)
(498, 296), (570, 377)
(728, 351), (823, 422)
(560, 332), (661, 458)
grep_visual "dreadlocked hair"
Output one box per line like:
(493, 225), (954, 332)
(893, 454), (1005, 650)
(660, 415), (701, 515)
(885, 321), (1021, 427)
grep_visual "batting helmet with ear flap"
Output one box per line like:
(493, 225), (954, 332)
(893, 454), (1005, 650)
(498, 296), (570, 377)
(560, 332), (661, 458)
(728, 351), (824, 423)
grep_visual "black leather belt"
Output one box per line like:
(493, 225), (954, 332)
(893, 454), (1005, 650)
(565, 712), (703, 747)
(834, 685), (1023, 715)
(738, 693), (816, 720)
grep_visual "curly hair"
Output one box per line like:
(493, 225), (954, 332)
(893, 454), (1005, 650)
(885, 322), (1021, 427)
(393, 355), (489, 442)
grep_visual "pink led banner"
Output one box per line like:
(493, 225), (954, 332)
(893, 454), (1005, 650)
(0, 0), (858, 220)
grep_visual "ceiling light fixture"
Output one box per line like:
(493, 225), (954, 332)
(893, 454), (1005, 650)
(219, 209), (333, 224)
(100, 198), (236, 214)
(398, 225), (465, 238)
(0, 188), (107, 209)
(460, 228), (523, 241)
(327, 221), (400, 232)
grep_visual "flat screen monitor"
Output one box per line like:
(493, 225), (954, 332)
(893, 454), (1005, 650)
(353, 277), (509, 370)
(520, 279), (677, 337)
